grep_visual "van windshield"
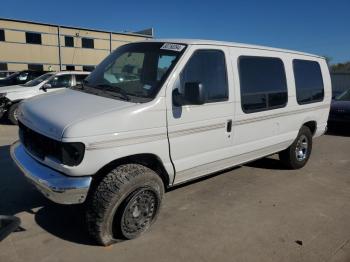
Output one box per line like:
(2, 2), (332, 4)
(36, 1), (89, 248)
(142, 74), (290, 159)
(80, 42), (186, 103)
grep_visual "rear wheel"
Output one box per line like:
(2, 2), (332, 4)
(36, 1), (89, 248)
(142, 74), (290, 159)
(8, 103), (19, 125)
(279, 126), (313, 169)
(86, 164), (164, 246)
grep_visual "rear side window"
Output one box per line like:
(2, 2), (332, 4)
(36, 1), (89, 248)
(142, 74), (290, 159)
(180, 50), (228, 103)
(293, 60), (324, 104)
(75, 74), (88, 85)
(239, 56), (288, 113)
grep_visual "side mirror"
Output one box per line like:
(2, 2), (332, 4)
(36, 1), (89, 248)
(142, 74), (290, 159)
(173, 82), (206, 106)
(40, 83), (51, 91)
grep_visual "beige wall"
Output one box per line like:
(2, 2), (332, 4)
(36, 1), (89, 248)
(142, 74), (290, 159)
(61, 48), (110, 66)
(0, 19), (149, 71)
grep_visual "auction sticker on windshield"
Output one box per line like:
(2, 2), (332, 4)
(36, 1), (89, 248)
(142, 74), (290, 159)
(161, 43), (186, 52)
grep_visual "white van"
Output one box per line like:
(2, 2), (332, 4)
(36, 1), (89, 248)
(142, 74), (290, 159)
(11, 40), (331, 245)
(0, 71), (89, 124)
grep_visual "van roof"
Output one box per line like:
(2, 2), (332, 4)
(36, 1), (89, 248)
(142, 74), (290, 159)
(144, 39), (324, 59)
(56, 71), (90, 75)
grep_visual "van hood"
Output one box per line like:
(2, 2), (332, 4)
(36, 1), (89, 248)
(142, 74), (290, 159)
(0, 85), (29, 93)
(18, 89), (136, 140)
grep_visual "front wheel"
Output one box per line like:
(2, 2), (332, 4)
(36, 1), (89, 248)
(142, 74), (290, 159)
(86, 164), (164, 246)
(279, 126), (313, 169)
(8, 103), (19, 125)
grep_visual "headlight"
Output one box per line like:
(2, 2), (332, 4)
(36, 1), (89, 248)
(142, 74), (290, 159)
(60, 142), (85, 166)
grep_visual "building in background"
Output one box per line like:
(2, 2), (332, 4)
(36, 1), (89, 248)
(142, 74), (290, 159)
(0, 18), (153, 72)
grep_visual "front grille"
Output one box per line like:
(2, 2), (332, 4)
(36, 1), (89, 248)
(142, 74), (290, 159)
(19, 121), (61, 161)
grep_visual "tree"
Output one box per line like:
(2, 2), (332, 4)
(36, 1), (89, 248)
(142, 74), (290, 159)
(330, 62), (350, 73)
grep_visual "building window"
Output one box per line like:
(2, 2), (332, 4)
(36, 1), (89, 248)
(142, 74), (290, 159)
(180, 50), (228, 103)
(0, 63), (7, 70)
(0, 29), (5, 41)
(293, 59), (324, 105)
(239, 56), (288, 113)
(83, 65), (95, 72)
(66, 65), (75, 71)
(82, 38), (94, 49)
(25, 32), (42, 45)
(65, 36), (74, 47)
(28, 64), (43, 71)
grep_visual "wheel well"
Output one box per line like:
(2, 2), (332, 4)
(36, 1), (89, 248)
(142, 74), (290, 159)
(93, 154), (170, 189)
(302, 121), (317, 136)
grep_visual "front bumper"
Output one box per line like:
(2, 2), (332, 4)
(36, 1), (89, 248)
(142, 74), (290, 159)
(10, 141), (92, 204)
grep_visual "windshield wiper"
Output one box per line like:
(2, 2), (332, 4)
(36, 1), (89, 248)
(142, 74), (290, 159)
(94, 84), (130, 101)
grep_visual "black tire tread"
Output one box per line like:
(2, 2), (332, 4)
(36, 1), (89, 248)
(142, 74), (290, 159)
(279, 126), (313, 169)
(8, 103), (19, 125)
(86, 163), (163, 246)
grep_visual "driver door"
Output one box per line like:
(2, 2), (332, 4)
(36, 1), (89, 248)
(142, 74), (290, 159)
(166, 46), (235, 184)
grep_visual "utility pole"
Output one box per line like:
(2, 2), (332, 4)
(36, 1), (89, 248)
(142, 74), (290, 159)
(57, 26), (62, 71)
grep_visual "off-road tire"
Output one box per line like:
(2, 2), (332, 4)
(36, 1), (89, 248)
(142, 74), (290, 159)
(86, 164), (164, 246)
(279, 126), (313, 169)
(8, 103), (19, 125)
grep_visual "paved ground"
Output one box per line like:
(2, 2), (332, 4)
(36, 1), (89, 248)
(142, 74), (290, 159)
(0, 122), (349, 262)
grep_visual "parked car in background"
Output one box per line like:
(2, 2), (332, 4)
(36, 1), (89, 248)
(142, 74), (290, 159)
(328, 88), (350, 126)
(0, 71), (89, 124)
(0, 70), (48, 87)
(0, 71), (17, 80)
(11, 40), (331, 246)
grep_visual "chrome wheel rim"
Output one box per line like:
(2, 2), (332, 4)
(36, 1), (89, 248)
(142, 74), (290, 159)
(121, 188), (158, 238)
(295, 135), (308, 161)
(13, 108), (19, 121)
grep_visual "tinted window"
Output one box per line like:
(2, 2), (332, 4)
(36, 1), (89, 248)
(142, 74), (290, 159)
(25, 32), (42, 44)
(293, 60), (324, 104)
(66, 65), (75, 71)
(48, 75), (72, 88)
(65, 36), (74, 47)
(83, 65), (95, 72)
(0, 29), (5, 41)
(180, 50), (228, 103)
(82, 38), (94, 49)
(75, 74), (88, 85)
(239, 56), (288, 113)
(0, 63), (7, 71)
(28, 64), (43, 71)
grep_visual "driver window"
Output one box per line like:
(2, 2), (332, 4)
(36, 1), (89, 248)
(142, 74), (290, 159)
(180, 50), (228, 103)
(48, 75), (72, 88)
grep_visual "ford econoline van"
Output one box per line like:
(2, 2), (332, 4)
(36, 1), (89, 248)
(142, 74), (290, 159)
(11, 40), (331, 245)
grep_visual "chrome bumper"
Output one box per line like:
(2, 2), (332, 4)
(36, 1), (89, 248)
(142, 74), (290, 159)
(10, 141), (92, 204)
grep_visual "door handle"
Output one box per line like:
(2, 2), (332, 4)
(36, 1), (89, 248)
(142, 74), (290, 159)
(226, 119), (232, 133)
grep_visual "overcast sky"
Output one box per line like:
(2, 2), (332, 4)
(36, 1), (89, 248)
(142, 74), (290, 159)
(1, 0), (349, 63)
